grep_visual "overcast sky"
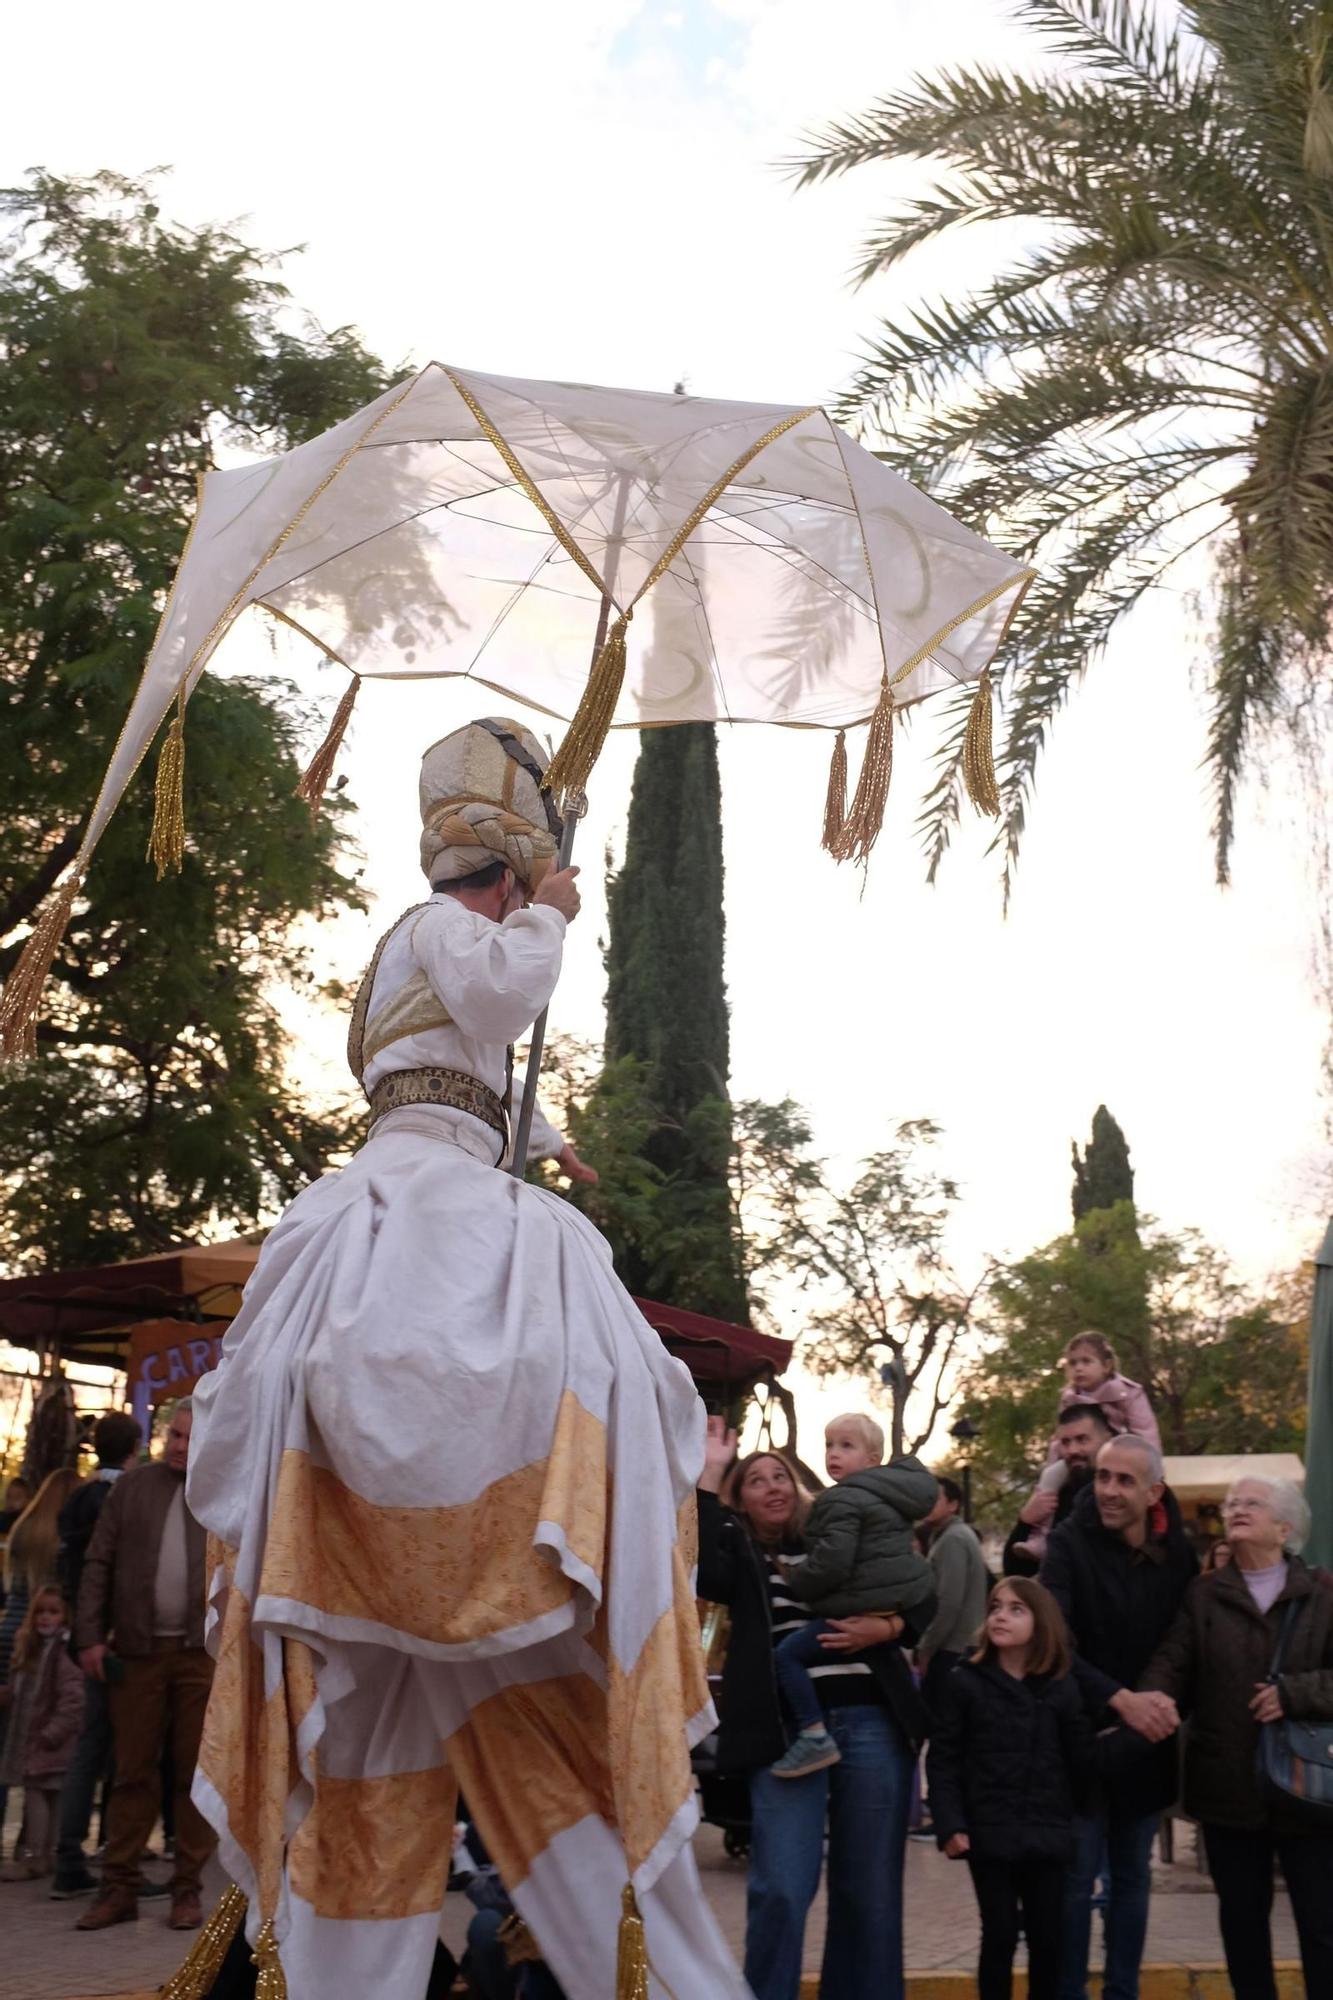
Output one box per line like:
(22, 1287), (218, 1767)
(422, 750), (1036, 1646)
(7, 0), (1327, 1446)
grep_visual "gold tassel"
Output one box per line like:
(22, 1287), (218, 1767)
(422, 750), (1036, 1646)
(157, 1884), (248, 2000)
(147, 688), (187, 878)
(296, 673), (361, 817)
(821, 729), (848, 854)
(0, 874), (81, 1062)
(830, 678), (894, 864)
(962, 665), (1001, 817)
(543, 613), (630, 800)
(253, 1917), (288, 2000)
(616, 1882), (650, 2000)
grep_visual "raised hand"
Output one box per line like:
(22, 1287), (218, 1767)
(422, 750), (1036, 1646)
(700, 1414), (738, 1493)
(534, 867), (582, 922)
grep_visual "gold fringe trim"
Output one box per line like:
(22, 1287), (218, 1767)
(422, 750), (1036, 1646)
(962, 665), (1000, 817)
(147, 688), (187, 878)
(253, 1917), (288, 2000)
(157, 1883), (248, 2000)
(543, 613), (630, 800)
(296, 673), (361, 816)
(822, 728), (848, 854)
(616, 1883), (650, 2000)
(0, 874), (81, 1061)
(829, 679), (894, 864)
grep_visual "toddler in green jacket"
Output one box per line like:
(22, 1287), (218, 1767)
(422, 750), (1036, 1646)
(772, 1413), (938, 1777)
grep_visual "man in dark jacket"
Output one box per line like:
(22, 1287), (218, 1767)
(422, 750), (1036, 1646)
(1041, 1435), (1196, 2000)
(1003, 1404), (1112, 1577)
(49, 1410), (142, 1899)
(73, 1400), (214, 1935)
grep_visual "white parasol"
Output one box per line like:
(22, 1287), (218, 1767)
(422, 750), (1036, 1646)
(0, 364), (1033, 1084)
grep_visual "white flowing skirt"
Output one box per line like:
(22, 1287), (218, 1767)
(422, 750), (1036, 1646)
(188, 1111), (747, 2000)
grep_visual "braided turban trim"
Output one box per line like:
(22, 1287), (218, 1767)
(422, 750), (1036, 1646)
(421, 796), (556, 888)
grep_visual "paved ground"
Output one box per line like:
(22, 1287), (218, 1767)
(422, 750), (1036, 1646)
(0, 1801), (1301, 2000)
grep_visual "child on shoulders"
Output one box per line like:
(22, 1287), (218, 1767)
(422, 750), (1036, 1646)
(770, 1412), (937, 1779)
(1052, 1333), (1160, 1453)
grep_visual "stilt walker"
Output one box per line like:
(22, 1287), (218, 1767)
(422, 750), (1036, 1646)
(0, 365), (1034, 1999)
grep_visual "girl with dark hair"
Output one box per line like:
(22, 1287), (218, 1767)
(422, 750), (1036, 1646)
(927, 1579), (1092, 2000)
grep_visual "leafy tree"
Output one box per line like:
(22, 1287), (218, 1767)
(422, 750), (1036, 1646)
(959, 1201), (1308, 1516)
(0, 170), (391, 1269)
(1072, 1105), (1135, 1222)
(602, 724), (747, 1318)
(792, 1), (1333, 890)
(736, 1102), (981, 1455)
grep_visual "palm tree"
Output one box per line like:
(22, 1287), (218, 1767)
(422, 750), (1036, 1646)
(793, 1), (1333, 893)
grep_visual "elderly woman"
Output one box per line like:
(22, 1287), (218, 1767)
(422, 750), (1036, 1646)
(697, 1417), (935, 2000)
(1140, 1475), (1333, 1998)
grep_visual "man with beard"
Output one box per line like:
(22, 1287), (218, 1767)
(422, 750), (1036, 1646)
(1002, 1404), (1113, 1578)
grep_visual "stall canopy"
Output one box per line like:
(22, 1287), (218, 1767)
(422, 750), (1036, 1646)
(0, 1238), (791, 1400)
(1161, 1452), (1305, 1504)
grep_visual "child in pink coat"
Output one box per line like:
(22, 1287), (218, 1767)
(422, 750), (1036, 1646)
(1022, 1335), (1163, 1564)
(1054, 1333), (1161, 1450)
(0, 1587), (85, 1880)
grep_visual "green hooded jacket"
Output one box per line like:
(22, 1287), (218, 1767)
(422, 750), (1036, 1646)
(784, 1456), (939, 1619)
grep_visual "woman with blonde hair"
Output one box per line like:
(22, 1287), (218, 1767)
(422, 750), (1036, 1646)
(0, 1469), (82, 1685)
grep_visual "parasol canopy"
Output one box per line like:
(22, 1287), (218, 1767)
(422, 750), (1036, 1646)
(1, 363), (1033, 1056)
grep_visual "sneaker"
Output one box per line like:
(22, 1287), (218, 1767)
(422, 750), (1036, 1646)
(0, 1858), (43, 1882)
(771, 1729), (842, 1779)
(50, 1867), (99, 1899)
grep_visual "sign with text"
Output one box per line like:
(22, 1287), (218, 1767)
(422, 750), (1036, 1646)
(126, 1318), (227, 1431)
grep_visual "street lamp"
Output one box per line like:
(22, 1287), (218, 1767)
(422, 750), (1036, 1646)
(949, 1414), (980, 1525)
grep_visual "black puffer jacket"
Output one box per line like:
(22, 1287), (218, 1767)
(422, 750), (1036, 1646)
(1040, 1482), (1197, 1814)
(926, 1659), (1094, 1861)
(782, 1458), (938, 1619)
(695, 1488), (933, 1773)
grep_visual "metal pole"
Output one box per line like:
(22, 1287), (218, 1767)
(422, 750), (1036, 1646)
(508, 474), (631, 1178)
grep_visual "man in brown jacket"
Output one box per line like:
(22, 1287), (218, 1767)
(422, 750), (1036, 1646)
(73, 1400), (214, 1933)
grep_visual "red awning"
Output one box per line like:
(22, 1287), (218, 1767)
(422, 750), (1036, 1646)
(0, 1239), (791, 1390)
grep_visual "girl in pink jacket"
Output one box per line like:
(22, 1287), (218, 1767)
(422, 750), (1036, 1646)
(1055, 1333), (1161, 1448)
(1023, 1336), (1163, 1563)
(0, 1587), (85, 1880)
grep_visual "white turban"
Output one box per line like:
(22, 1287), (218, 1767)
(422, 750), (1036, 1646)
(419, 718), (559, 889)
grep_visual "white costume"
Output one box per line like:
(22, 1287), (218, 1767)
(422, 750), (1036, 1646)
(186, 720), (748, 2000)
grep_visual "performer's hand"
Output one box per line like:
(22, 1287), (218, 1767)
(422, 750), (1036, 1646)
(556, 1142), (599, 1186)
(700, 1415), (738, 1493)
(534, 867), (581, 922)
(944, 1832), (970, 1859)
(80, 1644), (108, 1683)
(819, 1614), (904, 1652)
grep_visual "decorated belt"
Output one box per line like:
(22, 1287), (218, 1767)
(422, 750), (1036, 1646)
(367, 1065), (508, 1146)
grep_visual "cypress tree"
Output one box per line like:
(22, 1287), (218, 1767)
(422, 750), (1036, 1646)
(1072, 1105), (1135, 1221)
(603, 723), (747, 1319)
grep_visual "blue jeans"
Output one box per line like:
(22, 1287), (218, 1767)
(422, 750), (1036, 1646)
(773, 1621), (834, 1733)
(1060, 1806), (1159, 2000)
(746, 1703), (912, 2000)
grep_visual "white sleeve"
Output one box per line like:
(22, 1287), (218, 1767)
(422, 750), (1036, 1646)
(410, 900), (565, 1043)
(508, 1070), (566, 1164)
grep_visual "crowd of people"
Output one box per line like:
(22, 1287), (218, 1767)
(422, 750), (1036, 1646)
(697, 1331), (1333, 2000)
(1, 1319), (1330, 2000)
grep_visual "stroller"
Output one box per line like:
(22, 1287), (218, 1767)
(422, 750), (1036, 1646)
(692, 1668), (751, 1860)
